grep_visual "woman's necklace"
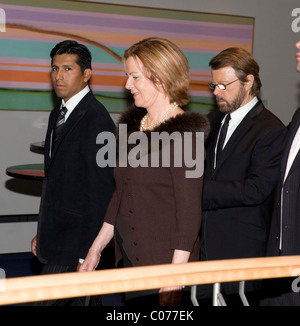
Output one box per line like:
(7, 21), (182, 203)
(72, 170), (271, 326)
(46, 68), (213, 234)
(140, 102), (178, 131)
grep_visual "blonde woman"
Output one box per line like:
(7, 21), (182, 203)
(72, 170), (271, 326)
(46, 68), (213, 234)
(80, 37), (209, 306)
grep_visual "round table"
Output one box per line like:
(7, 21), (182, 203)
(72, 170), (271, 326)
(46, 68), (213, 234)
(6, 163), (45, 180)
(30, 141), (45, 154)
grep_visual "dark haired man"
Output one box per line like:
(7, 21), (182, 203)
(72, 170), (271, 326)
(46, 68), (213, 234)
(31, 40), (115, 306)
(197, 47), (287, 305)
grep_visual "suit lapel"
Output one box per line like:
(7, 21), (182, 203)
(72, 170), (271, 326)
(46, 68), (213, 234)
(288, 150), (300, 178)
(214, 100), (264, 170)
(44, 105), (60, 169)
(281, 126), (298, 184)
(48, 91), (93, 166)
(205, 113), (224, 176)
(282, 108), (300, 184)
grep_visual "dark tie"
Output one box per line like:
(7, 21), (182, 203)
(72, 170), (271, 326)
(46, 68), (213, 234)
(216, 114), (231, 164)
(52, 106), (68, 151)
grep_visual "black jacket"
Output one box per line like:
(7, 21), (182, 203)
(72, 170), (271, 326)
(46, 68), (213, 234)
(267, 107), (300, 256)
(201, 99), (287, 261)
(37, 91), (115, 266)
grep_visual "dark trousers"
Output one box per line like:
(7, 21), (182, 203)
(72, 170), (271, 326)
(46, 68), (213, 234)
(197, 231), (261, 306)
(32, 264), (103, 306)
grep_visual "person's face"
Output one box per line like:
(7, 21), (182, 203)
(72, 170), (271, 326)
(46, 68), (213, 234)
(211, 66), (251, 114)
(296, 41), (300, 72)
(124, 56), (161, 109)
(51, 53), (91, 102)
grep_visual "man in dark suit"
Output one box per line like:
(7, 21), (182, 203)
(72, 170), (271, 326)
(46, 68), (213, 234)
(31, 40), (115, 305)
(261, 40), (300, 306)
(197, 47), (287, 305)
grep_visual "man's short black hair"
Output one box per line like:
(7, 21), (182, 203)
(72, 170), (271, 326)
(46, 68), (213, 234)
(50, 40), (92, 73)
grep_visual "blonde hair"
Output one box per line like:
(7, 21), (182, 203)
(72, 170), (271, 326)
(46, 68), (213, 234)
(123, 37), (190, 107)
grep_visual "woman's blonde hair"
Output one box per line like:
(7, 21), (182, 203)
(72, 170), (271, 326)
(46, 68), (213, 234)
(123, 37), (190, 107)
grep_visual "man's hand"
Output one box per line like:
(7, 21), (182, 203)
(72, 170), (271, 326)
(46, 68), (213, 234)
(31, 235), (37, 256)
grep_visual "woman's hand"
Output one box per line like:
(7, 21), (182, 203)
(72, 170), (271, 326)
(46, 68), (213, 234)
(157, 249), (190, 305)
(78, 222), (114, 272)
(159, 286), (182, 306)
(78, 249), (101, 272)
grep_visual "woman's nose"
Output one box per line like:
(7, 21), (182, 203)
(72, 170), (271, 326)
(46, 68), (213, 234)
(125, 78), (132, 90)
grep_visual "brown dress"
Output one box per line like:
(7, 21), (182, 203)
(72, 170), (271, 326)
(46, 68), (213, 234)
(104, 106), (210, 269)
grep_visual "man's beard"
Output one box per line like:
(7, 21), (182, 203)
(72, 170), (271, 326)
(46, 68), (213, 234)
(216, 86), (246, 114)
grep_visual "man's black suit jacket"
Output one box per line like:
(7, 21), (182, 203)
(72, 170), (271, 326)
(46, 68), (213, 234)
(36, 91), (115, 266)
(267, 107), (300, 256)
(201, 99), (287, 262)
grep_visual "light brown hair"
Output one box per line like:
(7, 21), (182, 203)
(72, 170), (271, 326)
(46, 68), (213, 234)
(123, 37), (190, 106)
(209, 47), (262, 96)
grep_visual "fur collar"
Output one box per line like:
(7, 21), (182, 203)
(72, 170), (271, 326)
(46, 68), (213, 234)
(117, 105), (210, 139)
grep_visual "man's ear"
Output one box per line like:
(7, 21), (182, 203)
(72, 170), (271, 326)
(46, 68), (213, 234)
(245, 74), (254, 92)
(83, 68), (92, 83)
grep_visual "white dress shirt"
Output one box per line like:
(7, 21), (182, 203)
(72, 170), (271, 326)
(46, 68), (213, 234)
(280, 124), (300, 249)
(284, 125), (300, 181)
(50, 85), (90, 156)
(62, 85), (90, 121)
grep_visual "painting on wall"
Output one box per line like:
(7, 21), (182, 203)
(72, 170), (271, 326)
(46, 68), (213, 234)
(0, 0), (254, 113)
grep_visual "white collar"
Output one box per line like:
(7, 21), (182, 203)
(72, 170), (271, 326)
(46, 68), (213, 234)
(61, 85), (90, 118)
(229, 96), (258, 123)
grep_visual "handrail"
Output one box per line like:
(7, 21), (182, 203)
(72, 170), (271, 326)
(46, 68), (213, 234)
(0, 255), (299, 305)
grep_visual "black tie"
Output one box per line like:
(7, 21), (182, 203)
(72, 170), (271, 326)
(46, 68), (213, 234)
(216, 114), (231, 164)
(52, 106), (68, 151)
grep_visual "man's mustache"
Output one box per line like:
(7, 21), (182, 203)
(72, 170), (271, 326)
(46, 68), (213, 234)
(216, 96), (227, 103)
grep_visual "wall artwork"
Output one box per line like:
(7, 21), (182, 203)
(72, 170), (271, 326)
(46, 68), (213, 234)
(0, 0), (254, 113)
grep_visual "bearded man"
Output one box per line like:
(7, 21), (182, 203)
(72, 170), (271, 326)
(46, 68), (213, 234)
(197, 47), (287, 306)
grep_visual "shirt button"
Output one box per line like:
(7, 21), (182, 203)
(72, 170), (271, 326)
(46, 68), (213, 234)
(133, 242), (137, 246)
(129, 210), (133, 214)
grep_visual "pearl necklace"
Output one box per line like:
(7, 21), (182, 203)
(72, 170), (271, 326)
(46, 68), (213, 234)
(140, 102), (178, 131)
